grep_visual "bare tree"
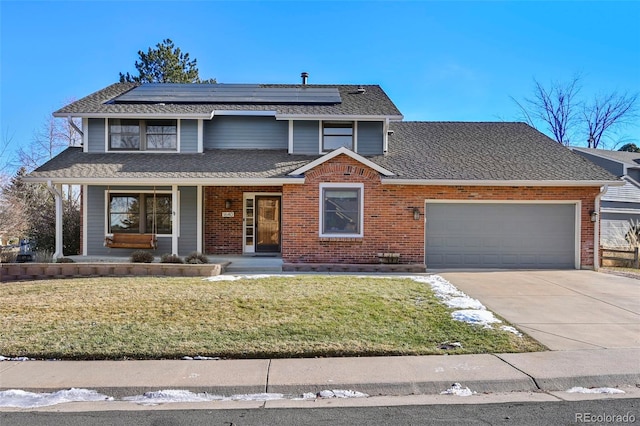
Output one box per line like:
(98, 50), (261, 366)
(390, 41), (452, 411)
(584, 91), (638, 148)
(512, 75), (582, 146)
(18, 115), (81, 172)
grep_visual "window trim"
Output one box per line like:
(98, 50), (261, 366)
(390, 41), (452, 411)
(321, 121), (355, 153)
(105, 189), (175, 236)
(106, 118), (180, 152)
(319, 183), (364, 238)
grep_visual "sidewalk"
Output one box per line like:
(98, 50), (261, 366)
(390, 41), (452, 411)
(1, 349), (638, 400)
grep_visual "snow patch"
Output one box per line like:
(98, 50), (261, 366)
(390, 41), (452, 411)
(385, 275), (524, 334)
(499, 325), (523, 336)
(204, 274), (295, 282)
(0, 356), (34, 361)
(122, 390), (288, 405)
(181, 355), (220, 360)
(0, 388), (113, 408)
(451, 310), (501, 328)
(567, 387), (625, 394)
(440, 383), (475, 397)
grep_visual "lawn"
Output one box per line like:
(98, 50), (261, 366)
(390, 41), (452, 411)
(0, 275), (544, 360)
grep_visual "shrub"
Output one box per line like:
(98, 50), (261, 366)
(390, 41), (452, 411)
(185, 251), (209, 264)
(130, 250), (154, 263)
(33, 250), (53, 263)
(0, 248), (17, 263)
(160, 253), (183, 264)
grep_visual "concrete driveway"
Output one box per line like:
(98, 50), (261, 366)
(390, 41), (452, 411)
(439, 270), (640, 351)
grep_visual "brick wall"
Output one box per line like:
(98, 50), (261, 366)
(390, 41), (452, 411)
(204, 186), (282, 255)
(282, 154), (600, 268)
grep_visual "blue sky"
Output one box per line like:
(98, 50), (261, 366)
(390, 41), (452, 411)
(1, 1), (638, 172)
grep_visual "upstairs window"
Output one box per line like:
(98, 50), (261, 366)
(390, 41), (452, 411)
(323, 121), (353, 152)
(109, 119), (177, 151)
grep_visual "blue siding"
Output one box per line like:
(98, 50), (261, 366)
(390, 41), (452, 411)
(357, 121), (384, 155)
(87, 118), (105, 153)
(178, 186), (198, 254)
(203, 116), (288, 149)
(180, 120), (198, 153)
(292, 121), (319, 154)
(86, 185), (174, 256)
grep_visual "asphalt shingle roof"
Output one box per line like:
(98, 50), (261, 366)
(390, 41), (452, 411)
(29, 122), (619, 183)
(371, 122), (620, 181)
(29, 148), (315, 181)
(54, 83), (403, 118)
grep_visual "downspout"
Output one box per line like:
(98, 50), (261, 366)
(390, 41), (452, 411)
(67, 116), (84, 143)
(593, 185), (608, 271)
(383, 118), (390, 154)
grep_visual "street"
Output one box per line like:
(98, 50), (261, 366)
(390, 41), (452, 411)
(2, 399), (638, 426)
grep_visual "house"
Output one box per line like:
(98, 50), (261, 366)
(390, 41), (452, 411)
(24, 76), (622, 270)
(572, 148), (640, 247)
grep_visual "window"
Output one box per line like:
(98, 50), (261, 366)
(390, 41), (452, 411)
(109, 119), (140, 150)
(109, 119), (177, 151)
(109, 193), (172, 234)
(323, 122), (353, 151)
(146, 120), (177, 150)
(320, 184), (363, 237)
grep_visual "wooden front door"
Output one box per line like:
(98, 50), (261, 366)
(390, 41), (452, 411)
(255, 196), (281, 253)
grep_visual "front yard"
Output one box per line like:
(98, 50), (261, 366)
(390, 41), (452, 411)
(0, 275), (544, 360)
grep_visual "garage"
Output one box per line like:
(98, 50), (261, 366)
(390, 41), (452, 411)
(425, 203), (578, 269)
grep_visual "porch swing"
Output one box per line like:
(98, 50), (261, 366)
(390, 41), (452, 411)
(104, 186), (158, 250)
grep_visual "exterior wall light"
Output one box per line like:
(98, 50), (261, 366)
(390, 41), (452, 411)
(413, 207), (421, 220)
(225, 199), (232, 209)
(589, 210), (598, 222)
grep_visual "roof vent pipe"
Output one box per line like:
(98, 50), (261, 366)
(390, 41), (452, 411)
(301, 72), (308, 85)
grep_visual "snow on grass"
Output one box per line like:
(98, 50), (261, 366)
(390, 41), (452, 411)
(0, 388), (113, 408)
(0, 356), (34, 361)
(440, 383), (475, 397)
(567, 387), (625, 394)
(204, 274), (295, 282)
(362, 274), (521, 334)
(203, 273), (517, 334)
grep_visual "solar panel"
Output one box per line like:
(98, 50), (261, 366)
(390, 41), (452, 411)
(113, 84), (342, 104)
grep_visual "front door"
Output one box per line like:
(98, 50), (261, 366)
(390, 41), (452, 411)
(255, 196), (281, 253)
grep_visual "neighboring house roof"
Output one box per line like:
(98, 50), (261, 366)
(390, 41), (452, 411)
(372, 122), (620, 183)
(27, 122), (621, 185)
(572, 147), (640, 169)
(53, 83), (404, 119)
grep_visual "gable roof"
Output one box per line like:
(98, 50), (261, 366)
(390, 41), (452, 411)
(372, 122), (621, 184)
(288, 147), (395, 177)
(571, 147), (640, 169)
(53, 83), (403, 119)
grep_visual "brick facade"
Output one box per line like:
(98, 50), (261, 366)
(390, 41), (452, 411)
(202, 155), (601, 268)
(204, 186), (282, 255)
(281, 154), (600, 268)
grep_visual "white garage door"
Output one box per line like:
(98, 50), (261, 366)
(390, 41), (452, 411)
(425, 203), (577, 269)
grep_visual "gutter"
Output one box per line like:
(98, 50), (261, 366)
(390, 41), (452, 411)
(21, 177), (307, 186)
(380, 179), (625, 187)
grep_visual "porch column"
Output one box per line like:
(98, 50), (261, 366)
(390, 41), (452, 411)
(172, 185), (179, 255)
(48, 182), (64, 259)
